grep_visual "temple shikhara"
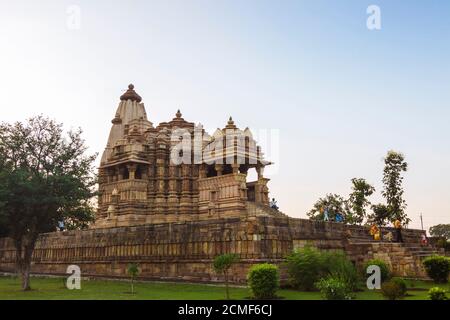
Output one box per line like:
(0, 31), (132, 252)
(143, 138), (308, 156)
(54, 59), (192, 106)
(95, 84), (276, 228)
(0, 85), (438, 283)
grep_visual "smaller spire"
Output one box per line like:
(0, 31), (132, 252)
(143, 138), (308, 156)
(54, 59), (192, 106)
(176, 109), (182, 118)
(120, 84), (142, 103)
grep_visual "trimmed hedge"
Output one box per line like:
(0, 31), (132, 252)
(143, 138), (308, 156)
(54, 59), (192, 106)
(247, 263), (280, 299)
(428, 287), (448, 300)
(381, 278), (407, 300)
(423, 255), (450, 283)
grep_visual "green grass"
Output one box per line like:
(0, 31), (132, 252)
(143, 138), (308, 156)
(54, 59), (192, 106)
(0, 276), (448, 300)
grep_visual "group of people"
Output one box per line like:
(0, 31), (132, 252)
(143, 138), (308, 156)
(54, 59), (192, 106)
(369, 219), (429, 245)
(320, 206), (344, 223)
(370, 220), (404, 242)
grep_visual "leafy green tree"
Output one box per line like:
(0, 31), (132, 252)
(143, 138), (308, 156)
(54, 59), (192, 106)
(127, 263), (140, 294)
(0, 116), (97, 291)
(429, 224), (450, 240)
(213, 253), (239, 299)
(382, 150), (409, 224)
(307, 194), (347, 222)
(347, 178), (375, 225)
(368, 203), (391, 226)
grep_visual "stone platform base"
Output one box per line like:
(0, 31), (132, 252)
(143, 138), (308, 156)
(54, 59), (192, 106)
(0, 216), (429, 283)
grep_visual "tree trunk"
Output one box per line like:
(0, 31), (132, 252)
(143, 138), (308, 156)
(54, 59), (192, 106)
(131, 278), (134, 294)
(14, 236), (37, 291)
(224, 272), (229, 300)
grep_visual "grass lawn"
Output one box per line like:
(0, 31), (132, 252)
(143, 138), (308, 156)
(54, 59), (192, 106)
(0, 276), (448, 300)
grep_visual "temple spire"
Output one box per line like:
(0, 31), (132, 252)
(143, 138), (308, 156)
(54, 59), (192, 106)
(120, 84), (142, 103)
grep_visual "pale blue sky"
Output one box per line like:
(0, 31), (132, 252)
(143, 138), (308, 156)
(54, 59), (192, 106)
(1, 0), (449, 231)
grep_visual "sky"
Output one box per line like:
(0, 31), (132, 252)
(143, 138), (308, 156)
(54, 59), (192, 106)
(0, 0), (449, 231)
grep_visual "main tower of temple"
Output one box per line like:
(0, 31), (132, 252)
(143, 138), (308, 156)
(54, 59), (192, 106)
(94, 85), (274, 228)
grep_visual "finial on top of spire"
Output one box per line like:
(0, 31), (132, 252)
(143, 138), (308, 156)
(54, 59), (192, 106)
(176, 109), (182, 118)
(225, 116), (236, 129)
(120, 83), (142, 103)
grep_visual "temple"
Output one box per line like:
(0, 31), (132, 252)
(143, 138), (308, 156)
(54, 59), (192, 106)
(94, 84), (276, 228)
(0, 85), (439, 283)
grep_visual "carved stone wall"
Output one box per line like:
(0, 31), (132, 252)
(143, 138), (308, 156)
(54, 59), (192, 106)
(0, 216), (426, 283)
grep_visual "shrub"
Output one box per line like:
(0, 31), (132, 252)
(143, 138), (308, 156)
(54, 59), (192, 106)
(323, 250), (361, 292)
(428, 287), (448, 300)
(285, 246), (327, 290)
(380, 279), (407, 300)
(423, 255), (450, 283)
(390, 277), (407, 296)
(247, 263), (280, 299)
(286, 247), (360, 292)
(363, 259), (391, 283)
(315, 276), (353, 300)
(436, 239), (450, 252)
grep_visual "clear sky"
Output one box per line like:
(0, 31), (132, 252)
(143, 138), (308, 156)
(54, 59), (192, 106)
(1, 0), (449, 231)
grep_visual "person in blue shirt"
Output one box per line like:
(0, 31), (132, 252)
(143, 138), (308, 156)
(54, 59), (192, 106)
(335, 212), (344, 223)
(58, 221), (65, 232)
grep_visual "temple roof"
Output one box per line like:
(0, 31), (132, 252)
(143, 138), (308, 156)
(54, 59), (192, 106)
(120, 84), (142, 103)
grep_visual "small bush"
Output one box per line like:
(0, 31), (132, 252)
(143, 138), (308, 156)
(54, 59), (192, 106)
(286, 247), (360, 292)
(423, 256), (450, 283)
(380, 279), (407, 300)
(247, 263), (280, 299)
(363, 259), (391, 282)
(324, 251), (360, 292)
(428, 287), (448, 300)
(390, 278), (407, 296)
(285, 246), (326, 290)
(436, 239), (450, 252)
(315, 276), (353, 300)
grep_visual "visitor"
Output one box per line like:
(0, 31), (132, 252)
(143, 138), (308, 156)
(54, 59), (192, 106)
(323, 207), (330, 221)
(269, 198), (279, 210)
(335, 211), (343, 223)
(394, 219), (403, 243)
(383, 231), (393, 242)
(57, 221), (65, 232)
(370, 224), (380, 241)
(421, 233), (428, 246)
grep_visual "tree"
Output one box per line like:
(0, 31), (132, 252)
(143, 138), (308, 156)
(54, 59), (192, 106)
(213, 253), (239, 299)
(0, 116), (97, 290)
(347, 178), (375, 225)
(429, 224), (450, 239)
(307, 194), (347, 222)
(368, 204), (391, 226)
(127, 263), (140, 294)
(382, 151), (409, 224)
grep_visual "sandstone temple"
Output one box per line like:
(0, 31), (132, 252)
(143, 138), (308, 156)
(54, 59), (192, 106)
(95, 84), (273, 228)
(0, 85), (441, 283)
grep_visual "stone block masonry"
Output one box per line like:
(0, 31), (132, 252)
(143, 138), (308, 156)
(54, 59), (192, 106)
(0, 216), (427, 283)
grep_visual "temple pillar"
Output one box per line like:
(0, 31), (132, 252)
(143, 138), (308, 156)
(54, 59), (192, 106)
(127, 164), (137, 180)
(215, 164), (223, 176)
